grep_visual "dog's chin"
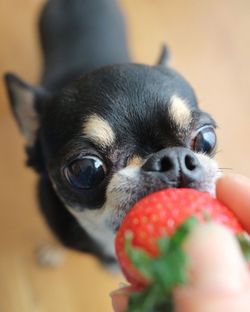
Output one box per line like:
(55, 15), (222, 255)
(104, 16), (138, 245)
(111, 180), (216, 233)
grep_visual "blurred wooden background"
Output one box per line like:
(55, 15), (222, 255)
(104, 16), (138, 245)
(0, 0), (250, 311)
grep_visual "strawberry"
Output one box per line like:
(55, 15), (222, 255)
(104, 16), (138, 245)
(115, 188), (244, 289)
(115, 188), (250, 311)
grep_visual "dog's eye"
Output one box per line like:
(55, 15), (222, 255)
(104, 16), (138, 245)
(192, 126), (217, 154)
(64, 156), (106, 190)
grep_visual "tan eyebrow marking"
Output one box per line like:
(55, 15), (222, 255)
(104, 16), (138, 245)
(127, 156), (144, 167)
(83, 114), (115, 147)
(169, 95), (192, 128)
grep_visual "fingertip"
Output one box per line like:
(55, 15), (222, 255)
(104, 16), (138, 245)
(216, 174), (250, 233)
(217, 174), (250, 193)
(183, 223), (250, 291)
(174, 222), (250, 311)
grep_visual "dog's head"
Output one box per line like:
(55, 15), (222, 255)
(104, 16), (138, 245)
(5, 60), (218, 258)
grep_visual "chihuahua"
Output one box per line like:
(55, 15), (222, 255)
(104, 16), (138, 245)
(4, 0), (218, 267)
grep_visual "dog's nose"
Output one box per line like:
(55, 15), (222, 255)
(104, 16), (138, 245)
(142, 147), (202, 187)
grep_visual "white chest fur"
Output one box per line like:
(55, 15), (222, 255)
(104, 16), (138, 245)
(68, 207), (116, 258)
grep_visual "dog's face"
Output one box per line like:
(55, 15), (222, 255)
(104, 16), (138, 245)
(5, 63), (218, 258)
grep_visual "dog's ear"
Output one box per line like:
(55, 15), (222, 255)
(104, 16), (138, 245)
(4, 73), (50, 146)
(156, 44), (170, 66)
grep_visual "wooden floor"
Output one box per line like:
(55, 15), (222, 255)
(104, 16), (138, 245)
(1, 0), (250, 311)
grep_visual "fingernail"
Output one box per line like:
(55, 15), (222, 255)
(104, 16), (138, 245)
(184, 223), (250, 291)
(110, 283), (130, 297)
(110, 285), (132, 312)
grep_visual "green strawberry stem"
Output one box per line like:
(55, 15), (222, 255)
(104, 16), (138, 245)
(125, 217), (198, 312)
(128, 285), (173, 312)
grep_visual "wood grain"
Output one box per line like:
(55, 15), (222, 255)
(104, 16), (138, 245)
(0, 0), (250, 311)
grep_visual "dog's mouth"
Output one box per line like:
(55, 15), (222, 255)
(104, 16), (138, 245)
(112, 183), (191, 232)
(112, 178), (217, 233)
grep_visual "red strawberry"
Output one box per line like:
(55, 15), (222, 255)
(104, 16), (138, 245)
(115, 188), (244, 290)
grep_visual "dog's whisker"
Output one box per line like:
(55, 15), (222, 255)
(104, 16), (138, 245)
(218, 167), (233, 171)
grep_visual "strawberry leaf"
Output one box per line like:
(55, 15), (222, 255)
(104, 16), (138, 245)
(125, 232), (154, 281)
(155, 248), (187, 290)
(168, 216), (198, 250)
(237, 234), (250, 261)
(158, 236), (170, 255)
(126, 218), (198, 312)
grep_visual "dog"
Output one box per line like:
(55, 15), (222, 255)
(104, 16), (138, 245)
(4, 0), (218, 268)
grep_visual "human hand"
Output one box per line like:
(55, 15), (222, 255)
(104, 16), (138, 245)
(111, 174), (250, 312)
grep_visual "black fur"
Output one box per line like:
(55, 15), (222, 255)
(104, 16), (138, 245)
(39, 0), (130, 91)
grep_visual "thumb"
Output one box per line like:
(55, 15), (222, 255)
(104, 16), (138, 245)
(174, 223), (250, 312)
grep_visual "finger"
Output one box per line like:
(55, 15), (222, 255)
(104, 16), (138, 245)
(216, 174), (250, 233)
(174, 223), (250, 312)
(110, 286), (132, 312)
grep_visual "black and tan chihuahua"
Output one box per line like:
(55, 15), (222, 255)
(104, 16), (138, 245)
(4, 0), (218, 267)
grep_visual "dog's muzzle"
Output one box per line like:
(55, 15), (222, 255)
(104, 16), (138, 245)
(142, 147), (202, 188)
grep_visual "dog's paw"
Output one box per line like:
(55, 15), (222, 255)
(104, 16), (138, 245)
(35, 245), (65, 268)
